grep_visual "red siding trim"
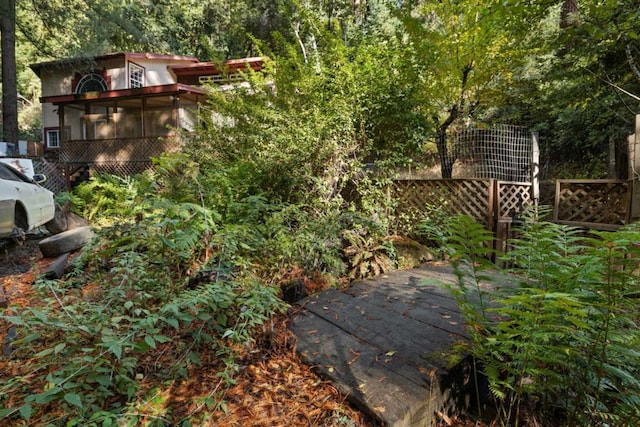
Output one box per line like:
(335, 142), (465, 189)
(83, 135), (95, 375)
(40, 84), (206, 105)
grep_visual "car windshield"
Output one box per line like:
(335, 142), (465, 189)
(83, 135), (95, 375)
(0, 163), (33, 183)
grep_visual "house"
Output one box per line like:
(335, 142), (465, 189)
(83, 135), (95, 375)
(30, 53), (264, 186)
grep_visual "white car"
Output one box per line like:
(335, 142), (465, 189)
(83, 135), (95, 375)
(0, 162), (67, 239)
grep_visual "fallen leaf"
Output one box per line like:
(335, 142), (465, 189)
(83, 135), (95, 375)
(348, 349), (360, 365)
(437, 410), (453, 425)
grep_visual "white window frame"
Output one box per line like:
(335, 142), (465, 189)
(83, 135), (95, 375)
(129, 62), (145, 88)
(46, 129), (60, 148)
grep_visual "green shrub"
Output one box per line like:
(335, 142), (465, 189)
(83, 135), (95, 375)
(442, 214), (640, 426)
(73, 173), (152, 224)
(342, 213), (396, 280)
(0, 170), (292, 425)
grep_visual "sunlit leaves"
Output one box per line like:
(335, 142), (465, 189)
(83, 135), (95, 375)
(444, 214), (640, 425)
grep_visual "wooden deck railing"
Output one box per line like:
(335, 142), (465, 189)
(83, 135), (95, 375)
(59, 136), (183, 163)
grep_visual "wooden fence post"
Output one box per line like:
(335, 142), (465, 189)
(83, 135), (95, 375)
(553, 180), (561, 222)
(628, 115), (640, 222)
(531, 131), (540, 206)
(487, 179), (495, 231)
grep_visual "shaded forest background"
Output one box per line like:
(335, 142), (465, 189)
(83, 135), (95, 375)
(2, 2), (640, 426)
(1, 0), (639, 178)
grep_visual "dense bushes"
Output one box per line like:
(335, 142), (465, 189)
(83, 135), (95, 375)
(436, 214), (640, 426)
(0, 167), (289, 424)
(0, 132), (398, 424)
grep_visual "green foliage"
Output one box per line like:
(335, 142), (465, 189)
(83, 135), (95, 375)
(396, 0), (544, 175)
(188, 58), (358, 207)
(0, 168), (296, 425)
(16, 0), (285, 61)
(441, 213), (640, 426)
(482, 0), (640, 175)
(259, 204), (346, 276)
(9, 0), (640, 182)
(410, 202), (455, 250)
(177, 24), (421, 282)
(73, 173), (151, 224)
(11, 0), (640, 422)
(342, 216), (396, 280)
(185, 18), (431, 205)
(17, 101), (41, 141)
(1, 271), (285, 424)
(0, 138), (404, 422)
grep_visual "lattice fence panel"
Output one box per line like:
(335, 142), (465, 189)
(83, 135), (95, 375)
(392, 179), (492, 226)
(33, 158), (67, 194)
(555, 180), (630, 228)
(61, 137), (182, 163)
(90, 162), (155, 177)
(497, 182), (533, 219)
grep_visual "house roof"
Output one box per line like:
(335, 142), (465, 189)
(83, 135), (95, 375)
(168, 56), (265, 77)
(32, 53), (266, 105)
(30, 52), (200, 77)
(40, 83), (207, 105)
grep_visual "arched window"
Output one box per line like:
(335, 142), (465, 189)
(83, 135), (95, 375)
(76, 73), (108, 93)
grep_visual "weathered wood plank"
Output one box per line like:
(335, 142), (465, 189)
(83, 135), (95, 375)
(293, 304), (447, 426)
(289, 263), (483, 427)
(301, 289), (466, 367)
(44, 252), (70, 279)
(347, 277), (462, 312)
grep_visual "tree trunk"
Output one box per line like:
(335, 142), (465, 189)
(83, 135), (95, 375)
(0, 0), (18, 145)
(437, 127), (454, 179)
(435, 105), (459, 179)
(560, 0), (578, 28)
(436, 63), (474, 179)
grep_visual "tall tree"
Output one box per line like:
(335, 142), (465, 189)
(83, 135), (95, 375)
(482, 0), (640, 177)
(0, 0), (18, 145)
(560, 0), (579, 28)
(399, 0), (554, 177)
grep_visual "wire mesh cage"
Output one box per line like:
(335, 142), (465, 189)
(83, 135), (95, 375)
(448, 124), (533, 182)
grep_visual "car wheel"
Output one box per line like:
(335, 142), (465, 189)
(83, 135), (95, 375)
(39, 226), (95, 258)
(45, 203), (69, 235)
(12, 207), (27, 245)
(12, 226), (26, 245)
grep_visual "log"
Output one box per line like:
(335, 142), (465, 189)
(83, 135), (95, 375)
(0, 285), (7, 308)
(44, 252), (70, 279)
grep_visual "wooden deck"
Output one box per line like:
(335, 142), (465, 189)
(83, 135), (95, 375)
(289, 262), (485, 427)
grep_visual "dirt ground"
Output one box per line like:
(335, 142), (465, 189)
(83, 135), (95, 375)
(0, 233), (483, 426)
(0, 235), (46, 277)
(0, 233), (380, 426)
